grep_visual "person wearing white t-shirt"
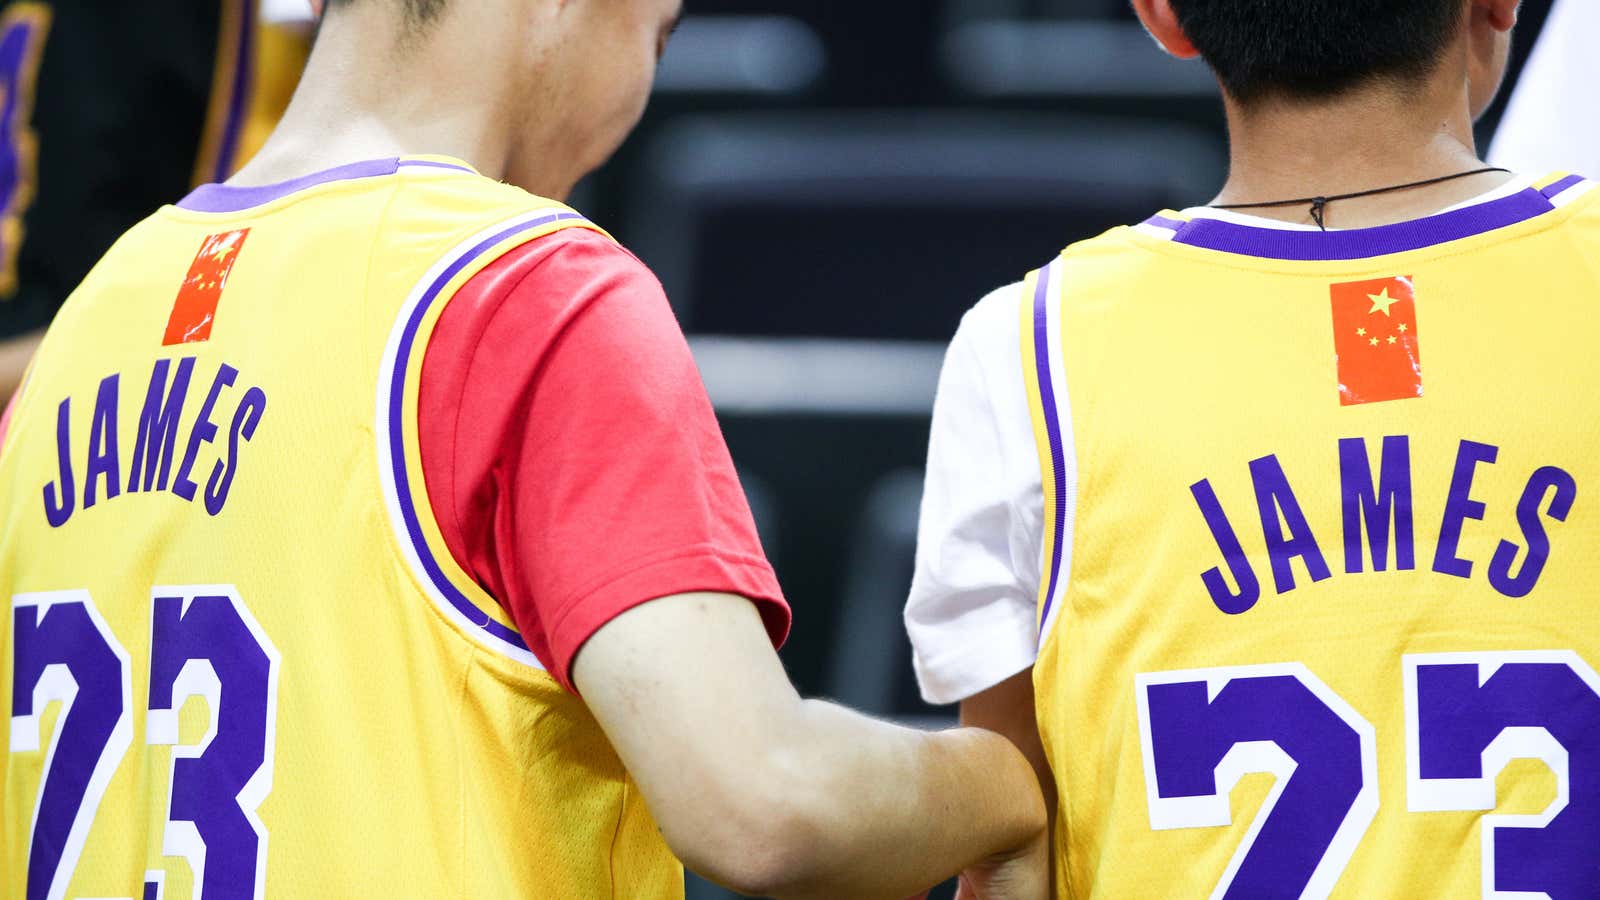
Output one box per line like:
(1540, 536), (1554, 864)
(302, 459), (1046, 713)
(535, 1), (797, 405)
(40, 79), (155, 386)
(904, 0), (1600, 895)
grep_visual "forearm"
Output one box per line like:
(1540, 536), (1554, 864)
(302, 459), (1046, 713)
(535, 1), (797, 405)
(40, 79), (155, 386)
(0, 330), (41, 404)
(763, 701), (1047, 900)
(576, 593), (1047, 898)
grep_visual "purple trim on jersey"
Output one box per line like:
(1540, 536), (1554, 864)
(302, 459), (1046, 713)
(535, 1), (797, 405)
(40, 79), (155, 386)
(1540, 174), (1585, 199)
(1033, 260), (1068, 636)
(210, 0), (258, 184)
(1145, 214), (1186, 232)
(178, 158), (479, 213)
(1141, 184), (1579, 261)
(179, 158), (403, 213)
(385, 211), (586, 656)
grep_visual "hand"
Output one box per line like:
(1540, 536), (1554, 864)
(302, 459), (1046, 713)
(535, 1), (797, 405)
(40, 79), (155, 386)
(953, 828), (1049, 900)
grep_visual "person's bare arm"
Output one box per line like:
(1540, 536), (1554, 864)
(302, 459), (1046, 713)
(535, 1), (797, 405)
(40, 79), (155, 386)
(957, 668), (1056, 899)
(575, 592), (1048, 900)
(960, 668), (1054, 821)
(0, 329), (42, 405)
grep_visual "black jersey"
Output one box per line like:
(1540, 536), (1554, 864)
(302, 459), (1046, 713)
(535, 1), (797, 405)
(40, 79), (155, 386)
(0, 0), (304, 339)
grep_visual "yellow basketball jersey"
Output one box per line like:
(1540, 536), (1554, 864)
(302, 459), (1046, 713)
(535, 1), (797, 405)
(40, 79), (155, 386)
(0, 157), (680, 899)
(1024, 174), (1600, 898)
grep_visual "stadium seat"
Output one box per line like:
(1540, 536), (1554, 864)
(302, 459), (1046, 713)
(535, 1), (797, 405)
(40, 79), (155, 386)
(624, 111), (1225, 341)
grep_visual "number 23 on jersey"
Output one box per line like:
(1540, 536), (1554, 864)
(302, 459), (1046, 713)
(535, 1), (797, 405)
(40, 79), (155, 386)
(1137, 653), (1600, 899)
(9, 585), (280, 900)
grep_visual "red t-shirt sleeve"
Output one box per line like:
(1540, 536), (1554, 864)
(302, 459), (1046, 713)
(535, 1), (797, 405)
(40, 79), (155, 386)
(417, 227), (789, 691)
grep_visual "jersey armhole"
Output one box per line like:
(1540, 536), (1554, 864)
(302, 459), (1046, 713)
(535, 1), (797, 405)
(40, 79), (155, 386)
(1019, 257), (1077, 648)
(373, 206), (606, 673)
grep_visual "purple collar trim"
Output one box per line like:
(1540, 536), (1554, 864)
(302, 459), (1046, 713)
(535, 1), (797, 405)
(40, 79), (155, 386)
(1143, 175), (1588, 261)
(177, 157), (477, 213)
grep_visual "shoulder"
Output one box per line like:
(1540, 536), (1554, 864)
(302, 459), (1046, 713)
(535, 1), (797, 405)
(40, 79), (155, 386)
(962, 280), (1027, 339)
(947, 280), (1026, 374)
(436, 221), (665, 330)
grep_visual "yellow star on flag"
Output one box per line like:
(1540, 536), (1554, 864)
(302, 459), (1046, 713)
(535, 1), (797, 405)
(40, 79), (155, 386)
(1367, 287), (1401, 317)
(210, 232), (242, 262)
(1357, 328), (1367, 337)
(1398, 323), (1408, 333)
(1369, 337), (1379, 346)
(1387, 336), (1397, 345)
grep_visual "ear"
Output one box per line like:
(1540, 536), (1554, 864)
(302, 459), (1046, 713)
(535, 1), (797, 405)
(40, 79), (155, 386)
(1477, 0), (1519, 32)
(1130, 0), (1201, 60)
(308, 0), (326, 18)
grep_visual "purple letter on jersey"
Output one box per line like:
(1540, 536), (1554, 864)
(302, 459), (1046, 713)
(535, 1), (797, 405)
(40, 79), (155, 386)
(1433, 440), (1498, 578)
(1191, 479), (1262, 614)
(1249, 455), (1332, 594)
(1338, 436), (1415, 574)
(1486, 466), (1577, 599)
(42, 397), (74, 528)
(129, 357), (197, 494)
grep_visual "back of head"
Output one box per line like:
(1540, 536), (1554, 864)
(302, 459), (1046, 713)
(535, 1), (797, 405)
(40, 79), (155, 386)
(1167, 0), (1466, 102)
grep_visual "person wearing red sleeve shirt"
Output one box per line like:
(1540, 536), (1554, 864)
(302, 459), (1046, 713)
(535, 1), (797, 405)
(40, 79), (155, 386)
(0, 0), (1046, 898)
(418, 227), (791, 688)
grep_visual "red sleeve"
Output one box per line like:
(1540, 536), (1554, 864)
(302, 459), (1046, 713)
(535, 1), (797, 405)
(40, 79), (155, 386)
(417, 227), (789, 691)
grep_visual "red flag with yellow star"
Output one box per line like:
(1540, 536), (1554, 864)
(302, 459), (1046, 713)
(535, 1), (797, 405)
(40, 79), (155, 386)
(163, 229), (250, 346)
(1330, 275), (1422, 406)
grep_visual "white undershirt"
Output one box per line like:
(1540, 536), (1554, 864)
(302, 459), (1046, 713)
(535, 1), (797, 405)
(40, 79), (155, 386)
(903, 177), (1537, 706)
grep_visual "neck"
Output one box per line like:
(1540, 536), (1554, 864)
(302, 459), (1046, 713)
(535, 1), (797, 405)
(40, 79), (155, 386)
(227, 10), (568, 198)
(1212, 74), (1509, 229)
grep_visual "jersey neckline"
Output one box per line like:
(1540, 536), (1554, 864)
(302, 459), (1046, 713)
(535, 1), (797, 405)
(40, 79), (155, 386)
(1139, 173), (1591, 261)
(176, 155), (479, 214)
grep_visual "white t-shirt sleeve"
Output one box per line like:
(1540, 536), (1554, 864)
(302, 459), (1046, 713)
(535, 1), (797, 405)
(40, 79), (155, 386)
(1490, 0), (1600, 175)
(905, 282), (1050, 706)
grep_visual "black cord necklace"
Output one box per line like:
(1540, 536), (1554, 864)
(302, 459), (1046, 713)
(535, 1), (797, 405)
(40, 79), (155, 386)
(1210, 167), (1511, 231)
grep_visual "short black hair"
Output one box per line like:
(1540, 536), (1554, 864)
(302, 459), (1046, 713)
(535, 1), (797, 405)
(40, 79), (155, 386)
(1167, 0), (1467, 103)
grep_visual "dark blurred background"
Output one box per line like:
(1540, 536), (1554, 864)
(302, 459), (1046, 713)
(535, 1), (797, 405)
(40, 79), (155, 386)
(568, 3), (1558, 896)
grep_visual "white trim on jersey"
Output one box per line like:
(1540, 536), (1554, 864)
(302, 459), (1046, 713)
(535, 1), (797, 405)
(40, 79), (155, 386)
(1037, 259), (1074, 645)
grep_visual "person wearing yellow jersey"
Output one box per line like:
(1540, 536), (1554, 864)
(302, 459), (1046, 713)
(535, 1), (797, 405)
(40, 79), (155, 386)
(906, 0), (1600, 897)
(0, 0), (1050, 898)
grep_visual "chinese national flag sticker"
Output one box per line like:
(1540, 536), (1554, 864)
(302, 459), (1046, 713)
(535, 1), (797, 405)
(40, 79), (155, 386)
(163, 229), (250, 346)
(1330, 275), (1422, 406)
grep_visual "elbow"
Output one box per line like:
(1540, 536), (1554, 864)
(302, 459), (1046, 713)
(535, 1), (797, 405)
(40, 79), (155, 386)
(660, 755), (830, 897)
(673, 819), (823, 898)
